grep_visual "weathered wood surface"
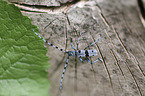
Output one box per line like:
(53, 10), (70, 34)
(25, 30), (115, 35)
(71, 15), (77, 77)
(9, 0), (145, 96)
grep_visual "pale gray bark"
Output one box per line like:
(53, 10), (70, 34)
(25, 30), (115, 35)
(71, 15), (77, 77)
(9, 0), (145, 96)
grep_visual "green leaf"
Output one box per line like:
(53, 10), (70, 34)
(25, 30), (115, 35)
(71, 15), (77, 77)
(0, 1), (50, 96)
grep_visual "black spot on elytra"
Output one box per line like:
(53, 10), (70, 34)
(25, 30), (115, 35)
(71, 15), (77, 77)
(78, 50), (81, 53)
(85, 50), (89, 57)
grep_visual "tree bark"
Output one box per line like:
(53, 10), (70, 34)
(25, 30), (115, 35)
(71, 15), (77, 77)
(10, 0), (145, 96)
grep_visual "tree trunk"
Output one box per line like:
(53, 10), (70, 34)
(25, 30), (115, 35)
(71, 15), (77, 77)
(10, 0), (145, 96)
